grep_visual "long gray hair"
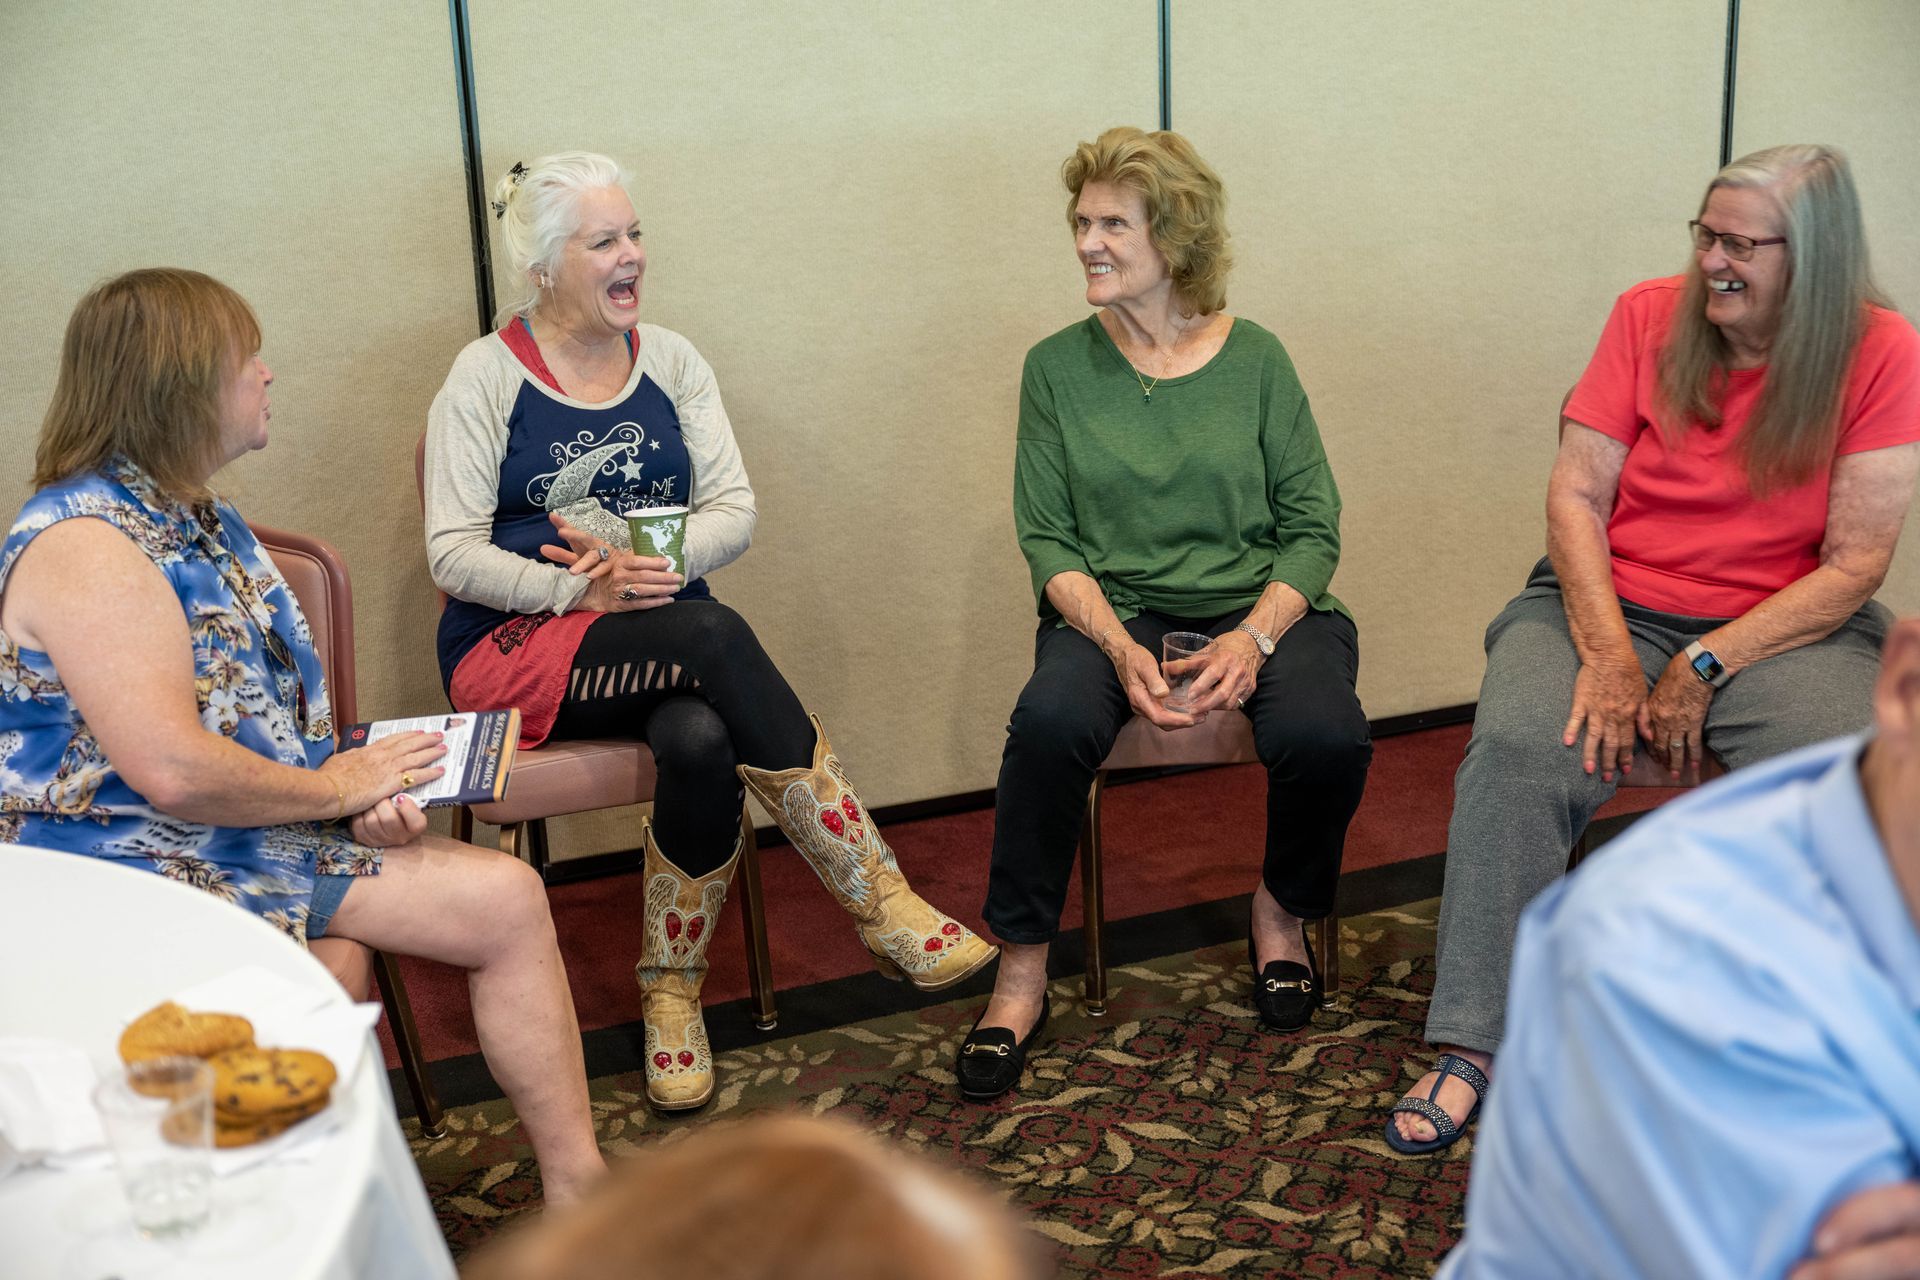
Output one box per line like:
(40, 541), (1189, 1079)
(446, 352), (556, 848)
(1657, 144), (1892, 495)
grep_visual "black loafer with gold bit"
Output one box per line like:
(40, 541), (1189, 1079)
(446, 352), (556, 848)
(955, 994), (1050, 1101)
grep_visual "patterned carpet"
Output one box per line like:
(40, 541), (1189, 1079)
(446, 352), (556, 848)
(409, 897), (1469, 1277)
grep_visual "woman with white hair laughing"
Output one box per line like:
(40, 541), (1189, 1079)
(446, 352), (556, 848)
(424, 151), (994, 1117)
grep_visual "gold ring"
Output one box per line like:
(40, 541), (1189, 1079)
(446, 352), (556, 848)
(401, 772), (415, 788)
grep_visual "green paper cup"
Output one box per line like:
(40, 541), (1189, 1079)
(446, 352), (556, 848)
(624, 505), (689, 578)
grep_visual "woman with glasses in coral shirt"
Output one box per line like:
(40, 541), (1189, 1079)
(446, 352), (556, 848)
(1387, 144), (1920, 1155)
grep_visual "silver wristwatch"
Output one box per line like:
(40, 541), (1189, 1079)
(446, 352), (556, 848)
(1237, 622), (1275, 657)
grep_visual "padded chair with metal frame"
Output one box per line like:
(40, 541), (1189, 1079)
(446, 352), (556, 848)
(1078, 711), (1340, 1017)
(413, 435), (779, 1032)
(247, 521), (446, 1137)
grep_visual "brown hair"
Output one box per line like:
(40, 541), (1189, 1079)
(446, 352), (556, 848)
(460, 1114), (1045, 1280)
(1062, 126), (1233, 315)
(34, 268), (261, 502)
(1656, 144), (1892, 496)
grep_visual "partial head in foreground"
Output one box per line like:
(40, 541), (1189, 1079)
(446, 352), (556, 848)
(1663, 143), (1890, 493)
(1063, 126), (1232, 316)
(34, 267), (267, 502)
(460, 1113), (1045, 1280)
(1864, 615), (1920, 853)
(491, 150), (645, 336)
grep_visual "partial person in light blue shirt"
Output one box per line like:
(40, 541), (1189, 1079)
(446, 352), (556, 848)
(1438, 615), (1920, 1280)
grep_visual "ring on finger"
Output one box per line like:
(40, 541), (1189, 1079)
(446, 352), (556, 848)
(596, 546), (610, 563)
(618, 585), (639, 601)
(401, 772), (415, 788)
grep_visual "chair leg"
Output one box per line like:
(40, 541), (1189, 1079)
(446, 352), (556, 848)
(528, 818), (551, 880)
(371, 949), (445, 1139)
(1079, 771), (1108, 1016)
(451, 805), (473, 844)
(735, 803), (778, 1032)
(1314, 915), (1339, 1010)
(1568, 827), (1593, 870)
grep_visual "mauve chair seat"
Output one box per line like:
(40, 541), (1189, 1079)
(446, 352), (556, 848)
(1615, 742), (1726, 789)
(1102, 709), (1257, 772)
(469, 738), (658, 827)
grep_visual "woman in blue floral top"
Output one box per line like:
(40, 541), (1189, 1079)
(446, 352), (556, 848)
(0, 269), (606, 1205)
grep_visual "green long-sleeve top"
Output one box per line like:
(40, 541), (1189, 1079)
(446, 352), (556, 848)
(1013, 315), (1349, 625)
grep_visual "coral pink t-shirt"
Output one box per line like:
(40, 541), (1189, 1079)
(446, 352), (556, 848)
(1565, 276), (1920, 618)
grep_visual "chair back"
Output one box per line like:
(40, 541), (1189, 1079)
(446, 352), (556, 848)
(244, 521), (375, 1001)
(414, 435), (450, 613)
(247, 522), (358, 727)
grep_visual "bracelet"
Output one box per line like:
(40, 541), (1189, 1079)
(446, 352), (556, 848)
(326, 775), (346, 824)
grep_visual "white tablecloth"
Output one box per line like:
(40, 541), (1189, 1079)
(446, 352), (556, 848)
(0, 845), (455, 1279)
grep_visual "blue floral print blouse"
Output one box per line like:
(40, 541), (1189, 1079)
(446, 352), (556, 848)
(0, 459), (377, 943)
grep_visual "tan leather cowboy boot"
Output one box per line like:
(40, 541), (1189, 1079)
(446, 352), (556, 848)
(738, 716), (996, 991)
(632, 819), (737, 1112)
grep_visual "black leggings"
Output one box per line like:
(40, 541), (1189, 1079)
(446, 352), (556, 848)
(549, 601), (814, 875)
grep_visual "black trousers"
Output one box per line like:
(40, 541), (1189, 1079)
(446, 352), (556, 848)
(549, 601), (814, 875)
(982, 608), (1371, 944)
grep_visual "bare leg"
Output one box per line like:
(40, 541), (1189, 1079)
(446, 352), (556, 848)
(974, 940), (1049, 1038)
(326, 833), (607, 1205)
(1250, 881), (1310, 967)
(1392, 1045), (1495, 1144)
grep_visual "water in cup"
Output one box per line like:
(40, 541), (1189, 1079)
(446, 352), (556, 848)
(126, 1162), (213, 1237)
(1161, 631), (1213, 712)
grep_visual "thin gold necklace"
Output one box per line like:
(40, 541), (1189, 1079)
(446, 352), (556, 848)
(1128, 312), (1192, 403)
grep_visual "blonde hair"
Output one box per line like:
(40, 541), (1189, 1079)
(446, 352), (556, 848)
(1657, 144), (1892, 495)
(34, 268), (261, 502)
(460, 1114), (1043, 1280)
(491, 150), (633, 325)
(1062, 126), (1232, 315)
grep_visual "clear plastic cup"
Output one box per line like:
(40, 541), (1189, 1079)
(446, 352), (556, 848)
(1161, 631), (1213, 712)
(92, 1057), (214, 1239)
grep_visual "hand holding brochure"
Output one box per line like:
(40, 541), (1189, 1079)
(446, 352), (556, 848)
(339, 708), (519, 807)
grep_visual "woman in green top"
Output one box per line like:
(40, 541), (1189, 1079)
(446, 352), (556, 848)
(957, 127), (1373, 1101)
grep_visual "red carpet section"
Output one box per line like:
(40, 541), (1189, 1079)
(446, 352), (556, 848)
(379, 722), (1669, 1066)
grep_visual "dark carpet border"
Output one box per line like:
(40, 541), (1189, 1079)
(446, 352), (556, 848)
(390, 850), (1450, 1115)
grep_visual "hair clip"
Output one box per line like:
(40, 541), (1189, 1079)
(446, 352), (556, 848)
(490, 198), (506, 220)
(509, 161), (528, 184)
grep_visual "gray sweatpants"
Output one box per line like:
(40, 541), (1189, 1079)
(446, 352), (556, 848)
(1424, 558), (1892, 1054)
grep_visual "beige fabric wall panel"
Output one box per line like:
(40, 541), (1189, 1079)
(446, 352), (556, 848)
(1176, 1), (1726, 717)
(1735, 1), (1920, 616)
(0, 2), (476, 736)
(469, 1), (1158, 817)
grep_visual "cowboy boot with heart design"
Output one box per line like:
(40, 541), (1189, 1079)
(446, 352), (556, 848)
(632, 818), (737, 1112)
(738, 716), (997, 991)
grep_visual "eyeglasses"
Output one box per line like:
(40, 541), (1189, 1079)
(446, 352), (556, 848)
(1689, 220), (1787, 261)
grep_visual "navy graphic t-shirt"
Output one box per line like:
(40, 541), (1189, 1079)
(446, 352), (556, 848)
(434, 330), (710, 685)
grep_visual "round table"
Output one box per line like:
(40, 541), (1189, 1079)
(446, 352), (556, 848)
(0, 845), (455, 1279)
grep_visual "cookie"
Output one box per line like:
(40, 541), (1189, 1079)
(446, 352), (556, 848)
(212, 1110), (306, 1149)
(118, 1001), (254, 1066)
(208, 1047), (337, 1119)
(214, 1090), (330, 1128)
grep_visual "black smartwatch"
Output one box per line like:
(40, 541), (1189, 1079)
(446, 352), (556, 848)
(1684, 641), (1731, 689)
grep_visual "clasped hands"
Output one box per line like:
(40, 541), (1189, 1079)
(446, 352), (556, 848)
(1114, 630), (1264, 731)
(1563, 650), (1714, 782)
(540, 512), (682, 612)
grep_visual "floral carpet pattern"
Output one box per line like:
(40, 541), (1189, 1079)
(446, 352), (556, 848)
(410, 898), (1469, 1277)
